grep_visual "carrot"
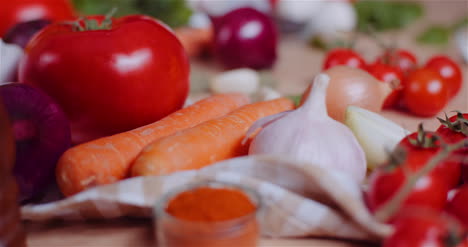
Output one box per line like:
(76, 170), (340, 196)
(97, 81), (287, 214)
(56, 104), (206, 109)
(56, 94), (250, 196)
(174, 27), (213, 57)
(131, 98), (295, 177)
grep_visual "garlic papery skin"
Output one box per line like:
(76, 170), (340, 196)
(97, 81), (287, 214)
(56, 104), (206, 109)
(247, 73), (367, 183)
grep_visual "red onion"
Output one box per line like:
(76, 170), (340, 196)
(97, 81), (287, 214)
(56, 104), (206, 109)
(213, 8), (278, 70)
(0, 84), (70, 202)
(4, 20), (51, 48)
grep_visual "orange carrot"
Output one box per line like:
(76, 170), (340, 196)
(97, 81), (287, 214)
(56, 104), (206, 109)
(174, 27), (213, 57)
(56, 94), (249, 196)
(131, 98), (295, 177)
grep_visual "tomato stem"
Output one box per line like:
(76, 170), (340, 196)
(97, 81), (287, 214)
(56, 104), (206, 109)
(364, 25), (393, 52)
(374, 139), (468, 222)
(65, 7), (118, 32)
(438, 111), (468, 136)
(407, 123), (439, 148)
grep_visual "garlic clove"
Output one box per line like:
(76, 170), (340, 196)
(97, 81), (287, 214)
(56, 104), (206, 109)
(210, 68), (259, 95)
(257, 86), (282, 101)
(345, 106), (409, 170)
(188, 12), (211, 29)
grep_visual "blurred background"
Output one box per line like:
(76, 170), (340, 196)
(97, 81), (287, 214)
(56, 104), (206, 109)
(1, 0), (467, 124)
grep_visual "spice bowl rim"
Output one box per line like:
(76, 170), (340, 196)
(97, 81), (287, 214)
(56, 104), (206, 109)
(153, 180), (263, 230)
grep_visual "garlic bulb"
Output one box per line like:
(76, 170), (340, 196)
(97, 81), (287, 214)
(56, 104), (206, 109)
(302, 1), (357, 40)
(246, 73), (367, 182)
(276, 1), (325, 24)
(188, 0), (271, 17)
(455, 27), (468, 63)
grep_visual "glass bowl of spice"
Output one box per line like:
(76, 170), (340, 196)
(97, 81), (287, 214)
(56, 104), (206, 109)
(154, 181), (262, 247)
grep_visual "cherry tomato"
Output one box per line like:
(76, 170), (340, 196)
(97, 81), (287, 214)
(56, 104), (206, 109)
(402, 68), (450, 117)
(367, 62), (404, 108)
(446, 185), (468, 229)
(19, 15), (190, 144)
(367, 158), (450, 218)
(376, 49), (417, 75)
(399, 131), (461, 188)
(426, 56), (463, 98)
(460, 239), (468, 247)
(322, 48), (367, 70)
(437, 113), (468, 183)
(437, 113), (468, 145)
(0, 0), (75, 37)
(366, 129), (462, 218)
(383, 210), (466, 247)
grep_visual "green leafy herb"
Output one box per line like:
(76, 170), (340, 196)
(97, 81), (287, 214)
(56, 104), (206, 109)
(417, 26), (451, 45)
(354, 0), (424, 32)
(71, 0), (192, 28)
(417, 16), (468, 45)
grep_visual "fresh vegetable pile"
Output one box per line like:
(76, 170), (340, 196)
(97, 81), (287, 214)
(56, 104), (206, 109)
(322, 47), (463, 117)
(0, 0), (466, 246)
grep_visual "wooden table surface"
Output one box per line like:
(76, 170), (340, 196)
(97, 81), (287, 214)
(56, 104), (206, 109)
(25, 1), (467, 246)
(26, 219), (375, 247)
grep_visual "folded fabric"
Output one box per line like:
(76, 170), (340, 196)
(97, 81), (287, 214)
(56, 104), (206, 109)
(22, 155), (391, 241)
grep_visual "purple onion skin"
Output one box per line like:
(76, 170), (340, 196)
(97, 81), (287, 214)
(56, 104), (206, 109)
(3, 20), (51, 48)
(213, 8), (278, 70)
(0, 84), (71, 202)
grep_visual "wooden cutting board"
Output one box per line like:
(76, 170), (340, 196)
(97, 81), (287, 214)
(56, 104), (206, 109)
(24, 1), (467, 246)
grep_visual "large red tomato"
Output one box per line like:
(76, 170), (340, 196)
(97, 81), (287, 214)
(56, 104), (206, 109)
(19, 15), (190, 144)
(0, 0), (75, 37)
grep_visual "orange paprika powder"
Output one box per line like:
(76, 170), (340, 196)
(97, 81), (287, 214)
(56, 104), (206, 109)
(156, 182), (261, 247)
(166, 187), (256, 222)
